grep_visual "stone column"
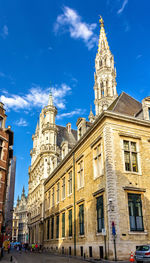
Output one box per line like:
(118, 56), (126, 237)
(103, 125), (120, 259)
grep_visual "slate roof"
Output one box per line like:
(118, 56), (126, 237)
(56, 125), (77, 149)
(108, 92), (142, 117)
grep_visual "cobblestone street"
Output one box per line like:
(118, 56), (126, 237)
(0, 250), (131, 263)
(1, 250), (88, 263)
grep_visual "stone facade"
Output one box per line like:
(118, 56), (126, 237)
(29, 18), (150, 260)
(12, 188), (28, 243)
(0, 102), (14, 245)
(28, 95), (77, 244)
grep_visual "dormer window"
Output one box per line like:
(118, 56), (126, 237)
(79, 127), (82, 139)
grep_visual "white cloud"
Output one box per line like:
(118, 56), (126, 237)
(1, 95), (28, 110)
(0, 83), (72, 111)
(57, 108), (85, 120)
(1, 25), (8, 39)
(54, 6), (98, 50)
(15, 118), (28, 127)
(117, 0), (128, 14)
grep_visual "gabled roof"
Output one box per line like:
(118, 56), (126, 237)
(56, 125), (77, 149)
(108, 92), (142, 117)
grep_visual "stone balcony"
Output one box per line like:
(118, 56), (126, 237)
(40, 143), (60, 154)
(42, 123), (57, 132)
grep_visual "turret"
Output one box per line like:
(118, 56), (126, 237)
(94, 17), (118, 116)
(22, 186), (25, 197)
(88, 106), (95, 123)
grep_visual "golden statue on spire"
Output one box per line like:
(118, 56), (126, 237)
(99, 16), (104, 27)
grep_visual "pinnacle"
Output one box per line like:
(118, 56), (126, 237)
(98, 17), (110, 53)
(48, 92), (53, 106)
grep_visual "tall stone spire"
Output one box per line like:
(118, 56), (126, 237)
(48, 92), (53, 106)
(94, 17), (118, 116)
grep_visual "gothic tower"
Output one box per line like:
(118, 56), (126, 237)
(94, 17), (117, 116)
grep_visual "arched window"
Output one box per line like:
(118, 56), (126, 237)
(100, 60), (102, 67)
(101, 83), (104, 97)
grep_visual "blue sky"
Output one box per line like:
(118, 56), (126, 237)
(0, 0), (149, 203)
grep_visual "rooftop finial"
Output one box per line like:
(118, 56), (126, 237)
(99, 16), (104, 27)
(48, 82), (53, 106)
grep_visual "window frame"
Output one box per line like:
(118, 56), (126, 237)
(123, 140), (139, 173)
(56, 182), (60, 204)
(93, 143), (103, 179)
(62, 212), (65, 238)
(77, 160), (84, 189)
(52, 187), (55, 207)
(47, 219), (50, 240)
(62, 177), (66, 200)
(51, 216), (54, 239)
(128, 193), (144, 232)
(56, 214), (59, 239)
(68, 209), (72, 237)
(79, 204), (84, 236)
(96, 195), (104, 233)
(68, 170), (72, 196)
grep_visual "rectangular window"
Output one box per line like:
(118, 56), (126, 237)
(45, 195), (47, 211)
(79, 204), (84, 235)
(0, 139), (3, 160)
(69, 209), (72, 237)
(68, 171), (72, 195)
(56, 215), (59, 238)
(149, 108), (150, 120)
(52, 187), (54, 207)
(57, 182), (59, 203)
(79, 127), (82, 139)
(78, 160), (84, 189)
(51, 216), (54, 239)
(97, 195), (104, 232)
(128, 193), (144, 231)
(93, 144), (102, 178)
(123, 140), (138, 172)
(62, 177), (65, 200)
(48, 191), (50, 208)
(62, 212), (65, 237)
(47, 219), (50, 240)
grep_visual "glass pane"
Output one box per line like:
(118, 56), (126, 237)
(131, 142), (136, 152)
(136, 216), (143, 230)
(129, 216), (136, 230)
(135, 202), (142, 216)
(123, 140), (129, 150)
(132, 153), (138, 172)
(124, 151), (131, 171)
(128, 202), (134, 216)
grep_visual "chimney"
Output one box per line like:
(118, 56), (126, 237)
(66, 123), (71, 133)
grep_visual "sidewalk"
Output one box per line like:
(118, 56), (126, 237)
(0, 252), (16, 263)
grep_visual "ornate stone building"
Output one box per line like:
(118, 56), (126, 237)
(29, 18), (150, 260)
(12, 187), (28, 243)
(0, 102), (14, 245)
(28, 95), (77, 244)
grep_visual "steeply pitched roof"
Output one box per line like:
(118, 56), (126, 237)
(56, 125), (77, 149)
(108, 92), (142, 117)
